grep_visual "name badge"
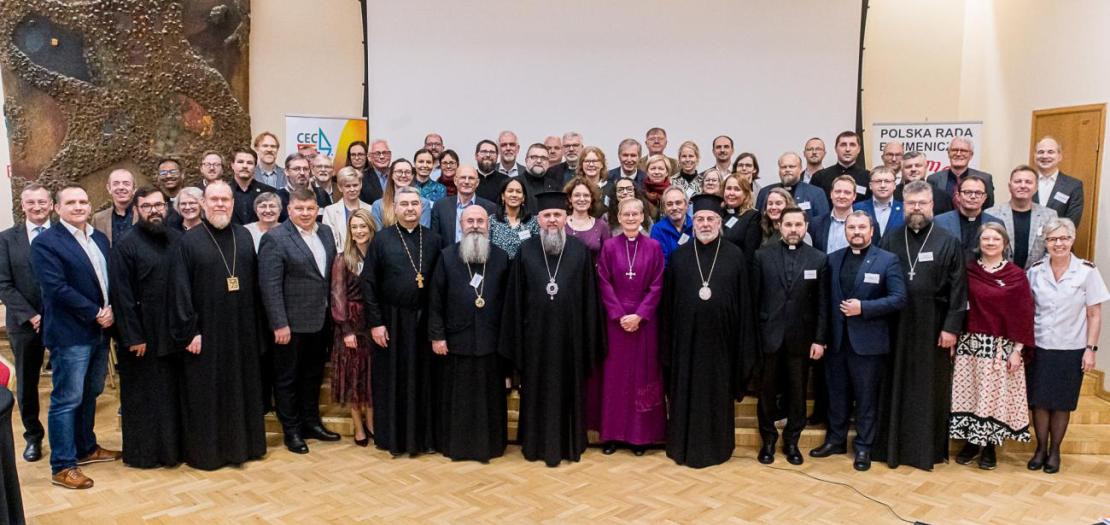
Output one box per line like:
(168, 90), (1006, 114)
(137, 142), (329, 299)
(919, 251), (934, 262)
(1053, 191), (1070, 204)
(469, 273), (483, 288)
(726, 216), (738, 228)
(864, 272), (881, 284)
(517, 230), (532, 240)
(678, 233), (690, 245)
(804, 269), (817, 280)
(798, 201), (812, 211)
(856, 184), (867, 195)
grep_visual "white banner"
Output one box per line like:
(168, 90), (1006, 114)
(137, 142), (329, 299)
(0, 81), (12, 228)
(283, 114), (368, 169)
(872, 121), (983, 174)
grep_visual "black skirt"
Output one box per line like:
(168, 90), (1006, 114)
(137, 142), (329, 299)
(1028, 348), (1084, 411)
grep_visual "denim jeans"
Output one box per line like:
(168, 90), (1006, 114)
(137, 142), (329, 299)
(48, 337), (108, 474)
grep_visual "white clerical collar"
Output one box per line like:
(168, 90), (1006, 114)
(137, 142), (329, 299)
(851, 248), (862, 254)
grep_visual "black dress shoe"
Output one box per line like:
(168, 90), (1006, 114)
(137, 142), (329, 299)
(853, 450), (871, 471)
(284, 434), (309, 454)
(602, 442), (618, 455)
(302, 424), (341, 442)
(758, 444), (775, 464)
(631, 446), (646, 457)
(809, 442), (847, 458)
(23, 441), (42, 462)
(1042, 452), (1061, 474)
(1027, 449), (1046, 470)
(784, 444), (804, 465)
(955, 442), (980, 465)
(977, 445), (997, 470)
(354, 434), (369, 447)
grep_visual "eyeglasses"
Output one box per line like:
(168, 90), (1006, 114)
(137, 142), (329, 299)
(526, 155), (547, 161)
(1045, 236), (1073, 244)
(441, 160), (458, 167)
(617, 187), (634, 193)
(478, 150), (497, 156)
(350, 152), (367, 158)
(959, 190), (986, 198)
(200, 163), (222, 169)
(159, 169), (181, 175)
(392, 169), (414, 176)
(949, 148), (971, 155)
(582, 159), (601, 165)
(138, 202), (166, 212)
(288, 166), (310, 173)
(370, 151), (391, 157)
(871, 179), (895, 185)
(904, 199), (931, 208)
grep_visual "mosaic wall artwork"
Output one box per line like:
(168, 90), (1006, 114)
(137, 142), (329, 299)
(0, 0), (251, 215)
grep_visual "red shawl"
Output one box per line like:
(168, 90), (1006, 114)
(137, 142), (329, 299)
(966, 259), (1035, 347)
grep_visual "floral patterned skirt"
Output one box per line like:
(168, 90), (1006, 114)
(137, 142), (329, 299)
(949, 332), (1031, 446)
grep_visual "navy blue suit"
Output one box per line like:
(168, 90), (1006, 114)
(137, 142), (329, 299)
(756, 182), (829, 220)
(824, 244), (906, 452)
(853, 199), (904, 243)
(606, 167), (646, 187)
(30, 224), (110, 348)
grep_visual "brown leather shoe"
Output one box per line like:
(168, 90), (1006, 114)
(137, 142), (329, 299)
(77, 445), (121, 465)
(52, 468), (94, 489)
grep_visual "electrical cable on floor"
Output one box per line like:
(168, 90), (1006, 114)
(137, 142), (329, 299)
(734, 455), (923, 524)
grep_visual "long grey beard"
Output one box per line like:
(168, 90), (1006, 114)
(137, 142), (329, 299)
(208, 212), (231, 229)
(459, 232), (491, 264)
(540, 227), (566, 256)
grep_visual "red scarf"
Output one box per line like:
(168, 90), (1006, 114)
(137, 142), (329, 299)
(966, 259), (1035, 347)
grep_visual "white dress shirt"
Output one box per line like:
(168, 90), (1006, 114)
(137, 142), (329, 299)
(296, 224), (327, 276)
(1028, 255), (1110, 350)
(26, 220), (49, 243)
(61, 220), (109, 306)
(1037, 170), (1058, 207)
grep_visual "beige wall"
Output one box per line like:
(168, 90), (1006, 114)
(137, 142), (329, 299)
(865, 0), (1110, 386)
(248, 0), (364, 144)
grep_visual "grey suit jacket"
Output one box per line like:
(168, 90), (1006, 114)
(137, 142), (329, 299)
(429, 195), (498, 244)
(258, 220), (337, 333)
(933, 209), (1003, 246)
(0, 224), (43, 332)
(927, 167), (996, 209)
(988, 202), (1057, 269)
(1033, 172), (1083, 227)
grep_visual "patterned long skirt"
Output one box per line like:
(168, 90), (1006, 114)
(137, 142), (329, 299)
(950, 332), (1031, 446)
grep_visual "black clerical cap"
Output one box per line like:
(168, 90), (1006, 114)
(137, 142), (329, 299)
(534, 191), (568, 212)
(690, 193), (724, 217)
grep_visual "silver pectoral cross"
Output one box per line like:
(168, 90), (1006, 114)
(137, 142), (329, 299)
(625, 269), (636, 279)
(908, 269), (916, 280)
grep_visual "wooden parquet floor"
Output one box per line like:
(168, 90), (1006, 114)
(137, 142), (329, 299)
(11, 388), (1110, 525)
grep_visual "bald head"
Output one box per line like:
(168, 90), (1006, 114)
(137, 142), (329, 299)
(454, 164), (480, 197)
(459, 204), (490, 236)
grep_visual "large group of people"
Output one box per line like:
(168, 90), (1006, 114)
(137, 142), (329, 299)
(0, 127), (1104, 490)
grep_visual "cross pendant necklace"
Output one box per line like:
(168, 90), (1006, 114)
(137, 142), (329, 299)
(904, 223), (934, 281)
(624, 234), (639, 280)
(397, 224), (425, 288)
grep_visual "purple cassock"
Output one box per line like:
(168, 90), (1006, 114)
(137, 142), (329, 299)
(588, 233), (667, 445)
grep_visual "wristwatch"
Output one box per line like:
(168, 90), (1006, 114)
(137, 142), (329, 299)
(1086, 345), (1099, 352)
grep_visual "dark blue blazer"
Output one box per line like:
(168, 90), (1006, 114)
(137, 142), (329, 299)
(606, 167), (646, 187)
(933, 210), (1003, 242)
(827, 245), (906, 356)
(756, 182), (830, 220)
(853, 199), (904, 242)
(809, 212), (878, 253)
(30, 223), (111, 347)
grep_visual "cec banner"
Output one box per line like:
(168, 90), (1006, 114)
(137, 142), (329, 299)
(872, 121), (982, 174)
(284, 114), (368, 170)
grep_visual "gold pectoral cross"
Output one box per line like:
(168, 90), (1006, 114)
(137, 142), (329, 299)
(416, 272), (424, 288)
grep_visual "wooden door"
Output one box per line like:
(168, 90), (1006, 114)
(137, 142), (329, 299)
(1031, 103), (1105, 260)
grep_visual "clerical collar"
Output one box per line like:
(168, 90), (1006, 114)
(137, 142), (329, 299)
(400, 223), (419, 234)
(850, 244), (870, 255)
(961, 211), (980, 222)
(910, 222), (932, 235)
(781, 240), (797, 250)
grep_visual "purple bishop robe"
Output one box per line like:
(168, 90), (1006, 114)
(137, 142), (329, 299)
(589, 233), (667, 445)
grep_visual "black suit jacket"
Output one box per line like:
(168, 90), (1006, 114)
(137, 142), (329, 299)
(1034, 171), (1084, 227)
(810, 161), (871, 203)
(429, 195), (498, 244)
(359, 167), (385, 205)
(257, 220), (337, 333)
(926, 167), (995, 209)
(753, 242), (829, 355)
(894, 182), (953, 216)
(0, 223), (43, 333)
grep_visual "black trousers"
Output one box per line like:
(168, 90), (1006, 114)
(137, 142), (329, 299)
(1, 389), (26, 524)
(757, 349), (808, 446)
(272, 330), (330, 434)
(9, 328), (45, 444)
(824, 340), (885, 452)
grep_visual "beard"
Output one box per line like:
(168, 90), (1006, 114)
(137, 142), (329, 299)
(906, 211), (931, 230)
(539, 227), (566, 256)
(478, 158), (496, 173)
(783, 232), (802, 245)
(459, 232), (491, 264)
(137, 216), (167, 236)
(528, 165), (545, 177)
(208, 210), (231, 229)
(695, 229), (719, 243)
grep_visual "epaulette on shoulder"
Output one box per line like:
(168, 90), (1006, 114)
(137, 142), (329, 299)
(1082, 260), (1096, 268)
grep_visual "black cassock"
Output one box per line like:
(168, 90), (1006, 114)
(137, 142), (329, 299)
(109, 226), (182, 468)
(168, 221), (267, 471)
(499, 236), (604, 467)
(360, 225), (442, 456)
(661, 236), (758, 468)
(875, 224), (967, 470)
(428, 244), (511, 462)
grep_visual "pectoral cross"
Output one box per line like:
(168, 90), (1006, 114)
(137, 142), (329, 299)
(625, 269), (636, 279)
(907, 269), (915, 281)
(416, 272), (425, 288)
